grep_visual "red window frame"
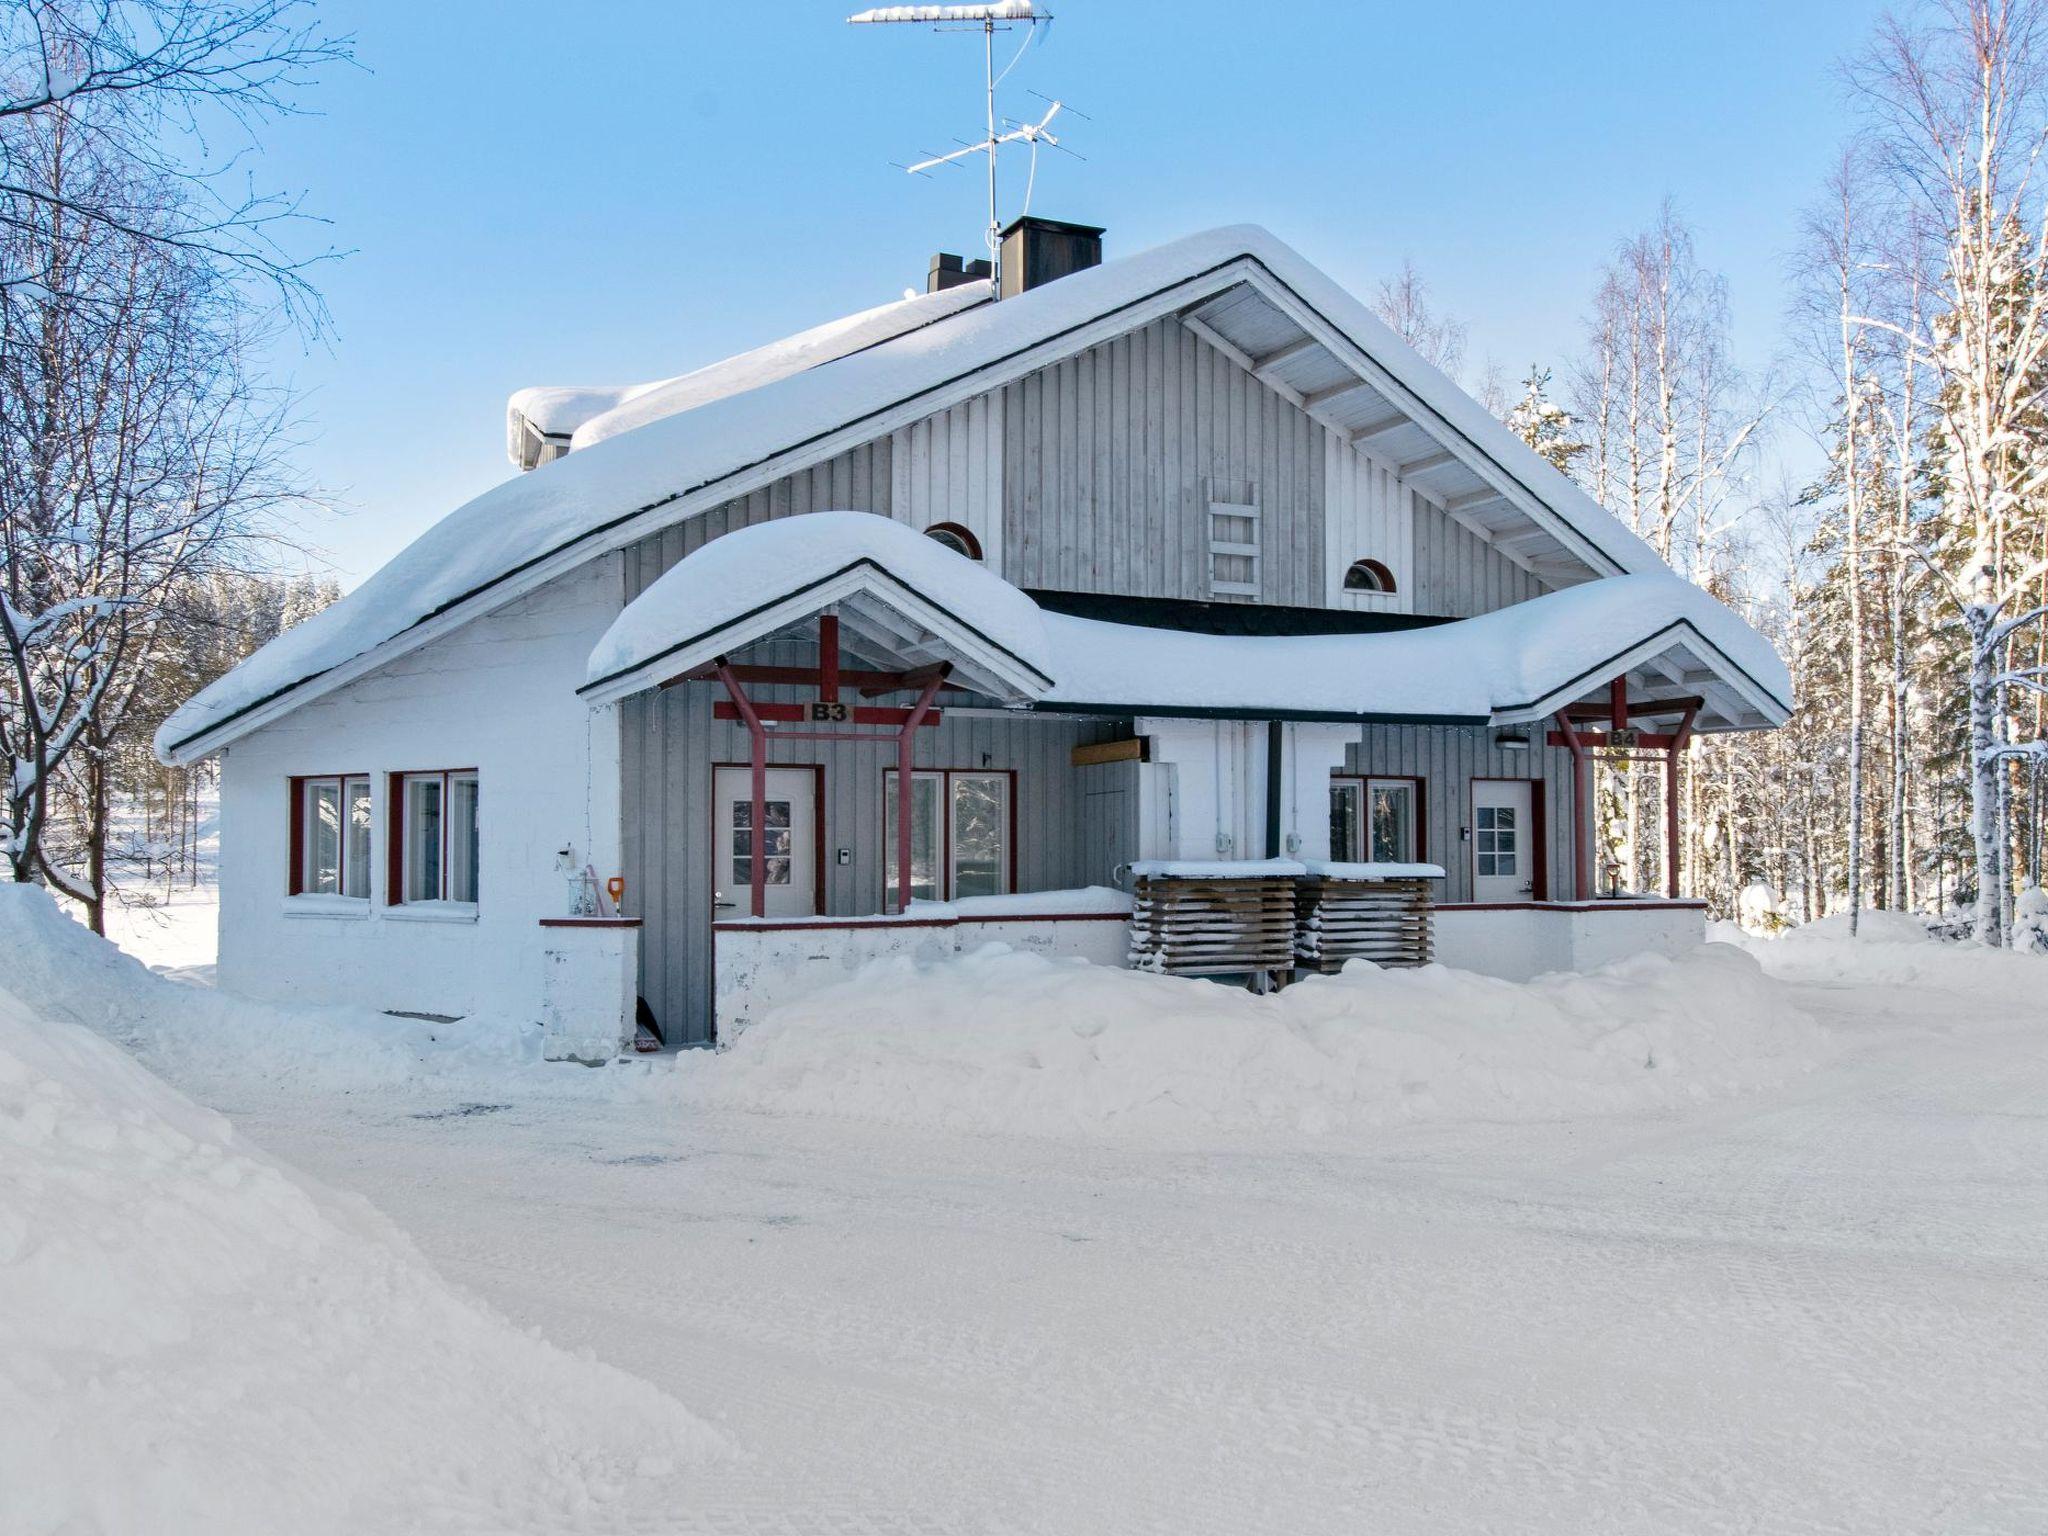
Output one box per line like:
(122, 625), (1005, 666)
(288, 773), (370, 897)
(1328, 773), (1427, 863)
(880, 766), (1019, 906)
(387, 768), (479, 906)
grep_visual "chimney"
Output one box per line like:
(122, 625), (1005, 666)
(927, 252), (993, 293)
(998, 216), (1104, 299)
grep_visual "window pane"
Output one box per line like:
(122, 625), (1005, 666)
(1329, 783), (1361, 862)
(407, 777), (443, 902)
(951, 774), (1008, 899)
(1369, 782), (1414, 863)
(448, 776), (479, 904)
(306, 781), (341, 894)
(884, 773), (942, 906)
(344, 777), (372, 898)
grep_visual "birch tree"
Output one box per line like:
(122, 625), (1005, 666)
(1851, 0), (2048, 944)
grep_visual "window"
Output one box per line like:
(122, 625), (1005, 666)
(729, 793), (794, 890)
(1208, 491), (1261, 598)
(1329, 776), (1421, 863)
(1343, 557), (1397, 594)
(292, 775), (370, 897)
(1474, 802), (1518, 879)
(394, 770), (478, 904)
(884, 769), (1012, 908)
(924, 521), (983, 561)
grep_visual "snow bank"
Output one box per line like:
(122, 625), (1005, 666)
(1, 885), (544, 1098)
(1724, 906), (2048, 1001)
(0, 936), (721, 1534)
(662, 942), (1826, 1138)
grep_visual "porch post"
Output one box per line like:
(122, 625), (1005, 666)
(714, 658), (770, 919)
(1554, 709), (1593, 901)
(1665, 702), (1699, 899)
(895, 670), (948, 913)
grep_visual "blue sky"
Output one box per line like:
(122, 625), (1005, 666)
(260, 0), (1888, 585)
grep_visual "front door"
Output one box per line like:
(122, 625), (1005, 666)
(1471, 779), (1535, 902)
(713, 766), (818, 919)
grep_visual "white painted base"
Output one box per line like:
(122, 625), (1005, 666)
(1433, 901), (1708, 982)
(714, 906), (1130, 1041)
(538, 922), (639, 1062)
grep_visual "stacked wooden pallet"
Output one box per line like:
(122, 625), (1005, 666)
(1127, 872), (1299, 978)
(1295, 875), (1435, 970)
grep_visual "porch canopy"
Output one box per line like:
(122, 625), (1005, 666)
(581, 512), (1792, 911)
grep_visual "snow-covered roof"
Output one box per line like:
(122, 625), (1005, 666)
(160, 226), (1725, 763)
(1035, 575), (1789, 728)
(586, 512), (1789, 731)
(583, 511), (1053, 704)
(504, 281), (989, 467)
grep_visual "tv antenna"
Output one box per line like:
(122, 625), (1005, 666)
(847, 2), (1067, 294)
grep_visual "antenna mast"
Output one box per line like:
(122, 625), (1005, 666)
(848, 2), (1057, 295)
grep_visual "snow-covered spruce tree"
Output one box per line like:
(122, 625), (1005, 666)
(1506, 366), (1589, 475)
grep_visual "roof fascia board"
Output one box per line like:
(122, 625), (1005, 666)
(1229, 265), (1626, 584)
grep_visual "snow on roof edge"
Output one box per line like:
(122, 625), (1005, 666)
(158, 226), (1764, 763)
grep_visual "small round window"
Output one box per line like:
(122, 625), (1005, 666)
(925, 522), (983, 561)
(1343, 558), (1396, 593)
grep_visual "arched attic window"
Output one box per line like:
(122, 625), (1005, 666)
(925, 522), (983, 561)
(1343, 557), (1397, 594)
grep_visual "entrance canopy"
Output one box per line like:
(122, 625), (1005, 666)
(580, 511), (1054, 706)
(580, 511), (1791, 734)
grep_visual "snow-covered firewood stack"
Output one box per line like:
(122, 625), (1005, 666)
(1126, 860), (1302, 980)
(1294, 863), (1442, 972)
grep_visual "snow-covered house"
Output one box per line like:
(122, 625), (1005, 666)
(158, 220), (1791, 1057)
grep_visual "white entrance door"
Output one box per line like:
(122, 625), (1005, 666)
(713, 766), (817, 919)
(1471, 780), (1536, 902)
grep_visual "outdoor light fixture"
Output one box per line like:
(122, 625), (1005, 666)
(1495, 730), (1531, 751)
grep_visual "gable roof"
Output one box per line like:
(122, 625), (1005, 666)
(158, 226), (1692, 764)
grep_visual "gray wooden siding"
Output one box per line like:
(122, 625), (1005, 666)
(623, 691), (1128, 1046)
(998, 316), (1326, 604)
(1406, 496), (1545, 617)
(622, 441), (894, 599)
(1344, 726), (1579, 903)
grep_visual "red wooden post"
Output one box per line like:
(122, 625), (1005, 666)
(1609, 676), (1629, 732)
(819, 613), (840, 704)
(1554, 709), (1593, 901)
(1665, 702), (1699, 899)
(894, 671), (947, 913)
(715, 659), (771, 918)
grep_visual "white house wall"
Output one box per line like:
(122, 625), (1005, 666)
(214, 560), (623, 1021)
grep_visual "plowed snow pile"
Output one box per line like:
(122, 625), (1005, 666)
(668, 942), (1828, 1137)
(0, 892), (721, 1536)
(2, 884), (540, 1098)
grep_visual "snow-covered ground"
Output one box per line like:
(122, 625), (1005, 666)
(11, 889), (2048, 1532)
